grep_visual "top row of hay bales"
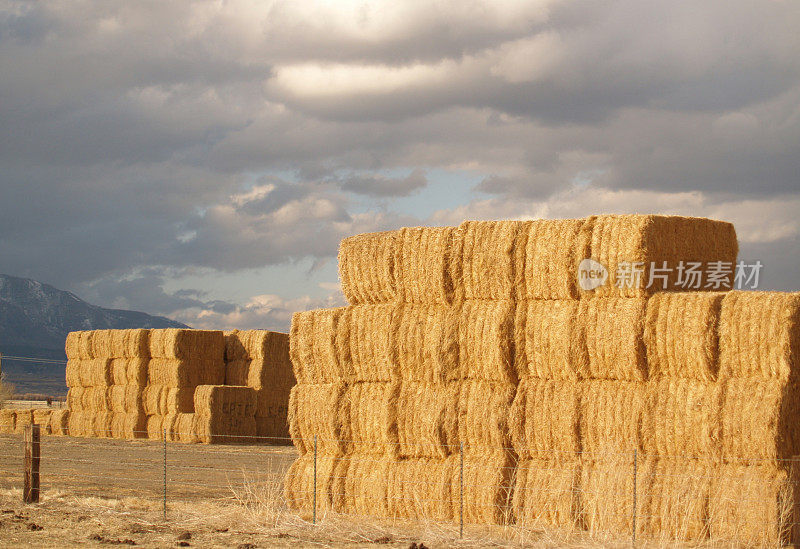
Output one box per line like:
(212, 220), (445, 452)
(338, 215), (738, 303)
(65, 328), (225, 363)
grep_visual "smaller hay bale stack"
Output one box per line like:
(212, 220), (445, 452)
(193, 385), (257, 444)
(224, 329), (294, 441)
(0, 409), (16, 434)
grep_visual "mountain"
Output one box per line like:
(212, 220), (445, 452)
(0, 273), (188, 396)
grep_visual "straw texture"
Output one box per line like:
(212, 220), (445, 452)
(458, 300), (516, 383)
(387, 381), (459, 459)
(512, 459), (580, 530)
(395, 226), (455, 304)
(453, 220), (522, 301)
(338, 230), (398, 305)
(524, 218), (592, 300)
(509, 378), (580, 460)
(516, 300), (586, 379)
(579, 381), (644, 457)
(580, 298), (647, 381)
(391, 303), (459, 383)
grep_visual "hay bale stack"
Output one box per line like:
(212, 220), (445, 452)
(0, 409), (16, 434)
(193, 385), (257, 444)
(48, 409), (70, 436)
(224, 330), (293, 440)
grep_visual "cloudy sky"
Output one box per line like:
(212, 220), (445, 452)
(1, 0), (798, 330)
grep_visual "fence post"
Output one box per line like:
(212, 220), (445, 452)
(313, 434), (317, 525)
(459, 441), (464, 539)
(632, 448), (637, 547)
(23, 423), (40, 504)
(163, 428), (167, 521)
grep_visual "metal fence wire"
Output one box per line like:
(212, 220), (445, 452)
(1, 431), (798, 546)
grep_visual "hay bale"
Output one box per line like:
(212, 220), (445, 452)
(719, 291), (800, 380)
(453, 220), (523, 301)
(142, 385), (195, 415)
(391, 303), (459, 383)
(338, 230), (399, 305)
(708, 463), (798, 546)
(108, 329), (151, 358)
(225, 329), (289, 362)
(512, 459), (580, 530)
(146, 415), (165, 439)
(509, 378), (580, 460)
(65, 331), (84, 359)
(451, 450), (515, 525)
(70, 358), (112, 387)
(580, 297), (647, 381)
(720, 378), (800, 463)
(580, 380), (645, 458)
(163, 413), (199, 443)
(92, 410), (112, 438)
(341, 382), (391, 455)
(32, 409), (53, 434)
(582, 457), (711, 541)
(253, 386), (290, 420)
(395, 226), (456, 304)
(48, 409), (70, 436)
(148, 358), (225, 387)
(284, 454), (340, 514)
(642, 378), (722, 459)
(109, 358), (148, 386)
(515, 300), (587, 379)
(66, 387), (83, 410)
(383, 457), (455, 521)
(108, 386), (144, 414)
(68, 410), (89, 438)
(458, 380), (515, 451)
(149, 329), (224, 362)
(644, 292), (724, 381)
(585, 215), (738, 297)
(254, 415), (289, 441)
(290, 308), (346, 384)
(0, 409), (15, 434)
(338, 455), (391, 517)
(110, 412), (147, 440)
(288, 382), (347, 456)
(388, 381), (459, 459)
(524, 218), (592, 299)
(89, 330), (113, 359)
(337, 305), (395, 382)
(194, 384), (256, 417)
(458, 300), (516, 383)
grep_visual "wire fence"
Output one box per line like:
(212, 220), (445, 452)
(1, 430), (798, 546)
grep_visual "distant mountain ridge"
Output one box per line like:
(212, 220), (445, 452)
(0, 273), (188, 395)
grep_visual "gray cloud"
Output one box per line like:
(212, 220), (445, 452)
(339, 169), (427, 197)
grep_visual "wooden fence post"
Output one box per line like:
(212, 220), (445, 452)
(23, 423), (40, 503)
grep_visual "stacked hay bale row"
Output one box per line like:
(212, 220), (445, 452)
(224, 330), (294, 440)
(285, 215), (799, 545)
(0, 408), (69, 435)
(65, 330), (150, 439)
(145, 329), (225, 440)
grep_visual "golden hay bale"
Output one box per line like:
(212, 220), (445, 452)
(512, 458), (580, 530)
(580, 297), (647, 381)
(338, 230), (399, 305)
(141, 385), (195, 415)
(0, 409), (16, 434)
(385, 457), (455, 522)
(509, 378), (580, 460)
(65, 331), (84, 359)
(388, 381), (459, 459)
(108, 386), (144, 414)
(451, 450), (515, 525)
(582, 457), (711, 541)
(718, 291), (800, 380)
(246, 356), (295, 391)
(458, 380), (515, 451)
(708, 463), (798, 546)
(644, 292), (724, 381)
(338, 455), (391, 517)
(194, 413), (256, 444)
(72, 387), (109, 411)
(194, 385), (256, 418)
(284, 454), (341, 514)
(146, 415), (165, 439)
(585, 215), (738, 297)
(67, 410), (89, 438)
(108, 329), (151, 358)
(515, 300), (587, 380)
(110, 412), (147, 440)
(147, 357), (225, 387)
(395, 226), (456, 304)
(32, 409), (53, 434)
(110, 358), (148, 386)
(48, 409), (70, 436)
(89, 330), (113, 359)
(580, 380), (645, 458)
(720, 378), (800, 463)
(290, 308), (346, 384)
(78, 358), (113, 387)
(288, 382), (347, 456)
(524, 218), (592, 300)
(336, 304), (395, 382)
(149, 329), (224, 362)
(254, 386), (290, 419)
(162, 413), (199, 443)
(92, 410), (112, 438)
(224, 358), (250, 386)
(65, 359), (83, 387)
(641, 378), (722, 459)
(225, 330), (290, 362)
(452, 220), (523, 301)
(66, 387), (83, 410)
(391, 303), (459, 383)
(341, 382), (391, 455)
(458, 300), (516, 383)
